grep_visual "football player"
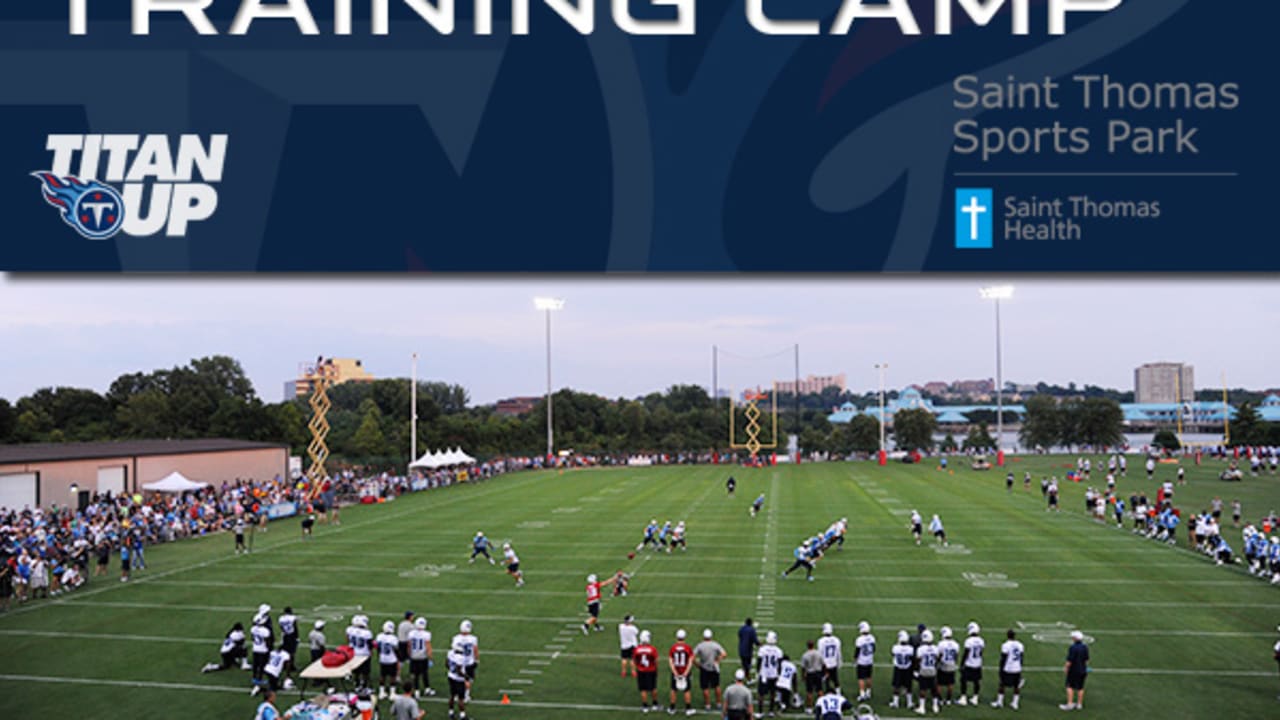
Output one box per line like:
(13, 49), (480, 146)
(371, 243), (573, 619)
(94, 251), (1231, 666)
(347, 615), (373, 689)
(670, 521), (687, 551)
(928, 514), (947, 547)
(777, 654), (799, 712)
(889, 630), (914, 709)
(990, 629), (1024, 710)
(756, 631), (784, 717)
(781, 540), (816, 581)
(581, 573), (617, 634)
(202, 622), (247, 673)
(637, 520), (660, 553)
(936, 627), (961, 707)
(450, 620), (479, 701)
(278, 607), (299, 675)
(502, 543), (524, 587)
(445, 650), (470, 720)
(915, 629), (941, 714)
(618, 615), (640, 678)
(250, 613), (273, 690)
(376, 620), (401, 699)
(957, 622), (984, 706)
(853, 621), (875, 701)
(751, 494), (765, 518)
(407, 617), (435, 698)
(909, 511), (923, 545)
(668, 629), (696, 715)
(633, 630), (661, 712)
(817, 623), (842, 693)
(469, 532), (494, 565)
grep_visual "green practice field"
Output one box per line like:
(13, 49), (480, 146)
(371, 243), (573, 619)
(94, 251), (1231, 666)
(3, 456), (1279, 719)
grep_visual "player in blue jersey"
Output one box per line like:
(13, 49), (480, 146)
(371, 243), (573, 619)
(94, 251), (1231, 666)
(469, 532), (494, 565)
(658, 521), (673, 553)
(636, 520), (661, 553)
(751, 494), (766, 518)
(782, 541), (819, 581)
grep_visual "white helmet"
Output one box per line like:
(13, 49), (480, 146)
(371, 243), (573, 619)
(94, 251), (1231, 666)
(921, 630), (934, 644)
(676, 629), (687, 640)
(414, 617), (427, 629)
(858, 621), (871, 634)
(898, 630), (909, 643)
(765, 631), (777, 645)
(940, 626), (953, 640)
(460, 620), (473, 633)
(476, 531), (484, 538)
(703, 629), (713, 640)
(314, 620), (326, 630)
(503, 542), (511, 549)
(967, 622), (981, 636)
(258, 604), (271, 615)
(354, 615), (368, 629)
(383, 621), (395, 634)
(587, 574), (598, 583)
(822, 622), (833, 636)
(639, 630), (651, 644)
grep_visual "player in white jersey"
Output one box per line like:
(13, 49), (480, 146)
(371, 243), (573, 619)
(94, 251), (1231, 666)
(817, 622), (843, 693)
(407, 617), (435, 698)
(777, 654), (799, 710)
(278, 607), (299, 674)
(347, 615), (373, 688)
(618, 614), (640, 678)
(889, 631), (915, 709)
(502, 543), (524, 587)
(671, 521), (687, 551)
(928, 515), (947, 547)
(915, 629), (941, 714)
(263, 645), (294, 693)
(251, 616), (272, 690)
(909, 511), (923, 545)
(853, 621), (875, 701)
(202, 622), (247, 673)
(814, 688), (853, 719)
(451, 620), (479, 701)
(957, 622), (985, 706)
(445, 650), (470, 720)
(376, 621), (402, 699)
(990, 629), (1024, 710)
(936, 626), (961, 706)
(756, 631), (784, 716)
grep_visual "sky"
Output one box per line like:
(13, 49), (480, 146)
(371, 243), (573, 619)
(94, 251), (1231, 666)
(1, 276), (1276, 405)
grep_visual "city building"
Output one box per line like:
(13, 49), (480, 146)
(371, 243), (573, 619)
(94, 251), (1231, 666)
(775, 373), (847, 395)
(1134, 362), (1194, 404)
(285, 357), (376, 399)
(495, 396), (540, 417)
(0, 439), (289, 512)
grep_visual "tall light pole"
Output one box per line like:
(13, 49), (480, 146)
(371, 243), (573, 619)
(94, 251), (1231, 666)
(875, 363), (888, 464)
(534, 297), (565, 462)
(979, 285), (1014, 465)
(410, 352), (418, 468)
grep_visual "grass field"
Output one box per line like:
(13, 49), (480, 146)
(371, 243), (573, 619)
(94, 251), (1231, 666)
(2, 455), (1279, 719)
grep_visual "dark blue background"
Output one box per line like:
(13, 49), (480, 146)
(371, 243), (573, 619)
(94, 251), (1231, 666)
(0, 0), (1270, 271)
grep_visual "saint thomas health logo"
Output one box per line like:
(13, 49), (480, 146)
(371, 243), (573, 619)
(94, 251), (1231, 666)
(955, 188), (994, 250)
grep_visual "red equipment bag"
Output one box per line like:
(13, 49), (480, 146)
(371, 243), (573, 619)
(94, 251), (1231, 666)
(322, 645), (354, 667)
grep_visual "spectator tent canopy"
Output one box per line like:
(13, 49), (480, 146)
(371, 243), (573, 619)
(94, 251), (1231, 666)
(141, 471), (210, 493)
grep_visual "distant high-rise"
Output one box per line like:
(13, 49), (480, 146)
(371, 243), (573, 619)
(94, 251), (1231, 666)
(1134, 362), (1194, 404)
(775, 373), (847, 395)
(285, 357), (375, 399)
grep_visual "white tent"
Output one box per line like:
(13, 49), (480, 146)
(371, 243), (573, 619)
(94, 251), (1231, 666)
(142, 471), (210, 493)
(410, 448), (477, 468)
(450, 447), (476, 465)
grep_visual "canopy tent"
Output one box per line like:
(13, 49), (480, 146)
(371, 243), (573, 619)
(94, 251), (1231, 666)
(410, 448), (477, 469)
(142, 471), (210, 493)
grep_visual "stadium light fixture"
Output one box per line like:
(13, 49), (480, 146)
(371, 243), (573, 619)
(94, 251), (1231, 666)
(534, 297), (565, 462)
(979, 285), (1014, 464)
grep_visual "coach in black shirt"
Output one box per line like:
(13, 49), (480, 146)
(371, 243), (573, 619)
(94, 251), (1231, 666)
(1061, 631), (1090, 710)
(738, 619), (758, 678)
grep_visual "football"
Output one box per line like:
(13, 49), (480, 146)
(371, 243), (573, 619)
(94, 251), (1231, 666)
(627, 552), (636, 559)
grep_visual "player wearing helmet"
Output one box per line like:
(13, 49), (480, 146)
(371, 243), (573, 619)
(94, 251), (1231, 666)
(669, 629), (696, 715)
(854, 621), (876, 701)
(991, 629), (1024, 710)
(890, 630), (914, 709)
(637, 520), (661, 553)
(376, 620), (401, 699)
(250, 613), (272, 691)
(756, 630), (784, 716)
(817, 622), (842, 693)
(633, 629), (661, 712)
(201, 622), (246, 673)
(503, 542), (524, 587)
(450, 620), (479, 702)
(936, 627), (961, 706)
(910, 511), (923, 545)
(915, 629), (941, 714)
(782, 540), (818, 582)
(407, 617), (435, 699)
(582, 572), (618, 634)
(751, 494), (765, 518)
(346, 614), (373, 688)
(957, 623), (984, 706)
(469, 532), (494, 565)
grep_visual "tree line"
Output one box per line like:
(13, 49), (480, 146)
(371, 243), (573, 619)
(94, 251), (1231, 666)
(0, 356), (1274, 466)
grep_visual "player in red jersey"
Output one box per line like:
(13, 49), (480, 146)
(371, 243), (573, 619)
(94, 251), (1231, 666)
(633, 630), (661, 712)
(669, 629), (697, 716)
(581, 573), (617, 634)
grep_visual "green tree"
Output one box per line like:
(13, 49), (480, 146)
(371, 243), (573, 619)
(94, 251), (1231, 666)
(939, 433), (958, 452)
(1231, 402), (1263, 446)
(1152, 429), (1181, 452)
(115, 390), (173, 438)
(350, 399), (389, 458)
(893, 408), (936, 451)
(1019, 394), (1061, 450)
(963, 423), (996, 451)
(1071, 398), (1124, 449)
(0, 398), (14, 442)
(830, 414), (881, 455)
(267, 402), (310, 456)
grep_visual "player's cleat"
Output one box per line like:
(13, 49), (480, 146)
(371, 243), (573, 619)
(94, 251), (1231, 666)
(250, 685), (260, 697)
(915, 701), (926, 715)
(890, 698), (899, 709)
(489, 557), (495, 565)
(956, 696), (967, 706)
(201, 663), (218, 673)
(685, 709), (696, 716)
(1060, 704), (1076, 711)
(933, 699), (940, 713)
(1011, 696), (1019, 710)
(582, 624), (590, 635)
(424, 687), (436, 696)
(667, 708), (675, 715)
(991, 698), (1003, 708)
(970, 695), (979, 706)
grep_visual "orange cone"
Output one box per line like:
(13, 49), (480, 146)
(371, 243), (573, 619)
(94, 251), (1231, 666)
(501, 694), (511, 705)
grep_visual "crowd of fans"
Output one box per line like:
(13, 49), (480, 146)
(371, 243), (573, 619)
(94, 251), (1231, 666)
(0, 455), (539, 611)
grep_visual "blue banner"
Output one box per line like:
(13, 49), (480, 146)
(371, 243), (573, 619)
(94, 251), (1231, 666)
(265, 502), (298, 520)
(0, 1), (1270, 271)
